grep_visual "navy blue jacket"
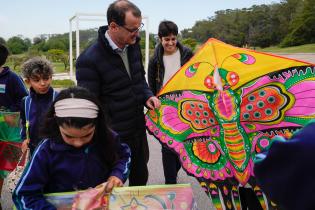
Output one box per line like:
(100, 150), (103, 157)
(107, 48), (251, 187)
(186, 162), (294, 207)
(76, 26), (153, 139)
(13, 133), (131, 210)
(20, 87), (57, 148)
(148, 42), (193, 95)
(254, 122), (315, 210)
(0, 67), (28, 111)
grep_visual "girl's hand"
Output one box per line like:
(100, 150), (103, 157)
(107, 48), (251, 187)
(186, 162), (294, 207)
(21, 139), (30, 153)
(105, 176), (123, 193)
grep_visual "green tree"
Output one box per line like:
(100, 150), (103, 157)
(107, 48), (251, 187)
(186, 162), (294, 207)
(47, 49), (69, 71)
(213, 8), (251, 47)
(0, 37), (6, 45)
(47, 49), (65, 62)
(33, 36), (45, 45)
(181, 38), (197, 51)
(281, 0), (315, 46)
(247, 5), (274, 48)
(275, 0), (303, 42)
(7, 36), (30, 54)
(179, 1), (308, 48)
(44, 39), (67, 51)
(186, 20), (216, 43)
(8, 55), (26, 70)
(59, 53), (70, 71)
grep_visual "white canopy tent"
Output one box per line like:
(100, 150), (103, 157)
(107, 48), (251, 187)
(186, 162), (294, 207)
(69, 13), (150, 82)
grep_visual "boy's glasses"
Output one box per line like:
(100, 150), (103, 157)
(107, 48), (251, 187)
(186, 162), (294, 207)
(120, 23), (144, 34)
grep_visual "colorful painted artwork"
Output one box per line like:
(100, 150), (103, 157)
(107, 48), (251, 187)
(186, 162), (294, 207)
(109, 184), (197, 210)
(0, 111), (22, 172)
(28, 184), (196, 210)
(145, 38), (315, 209)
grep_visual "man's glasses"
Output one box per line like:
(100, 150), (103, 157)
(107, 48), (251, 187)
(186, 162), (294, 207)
(120, 23), (144, 33)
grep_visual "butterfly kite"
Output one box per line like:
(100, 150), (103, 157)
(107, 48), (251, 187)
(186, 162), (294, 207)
(145, 38), (315, 209)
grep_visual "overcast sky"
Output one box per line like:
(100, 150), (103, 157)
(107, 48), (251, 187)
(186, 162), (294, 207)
(1, 0), (280, 40)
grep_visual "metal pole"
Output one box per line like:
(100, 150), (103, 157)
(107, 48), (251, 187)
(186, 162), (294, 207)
(144, 16), (149, 79)
(69, 13), (149, 82)
(75, 15), (80, 59)
(69, 20), (73, 81)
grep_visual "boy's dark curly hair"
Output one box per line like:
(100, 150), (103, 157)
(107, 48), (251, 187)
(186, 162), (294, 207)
(21, 56), (54, 79)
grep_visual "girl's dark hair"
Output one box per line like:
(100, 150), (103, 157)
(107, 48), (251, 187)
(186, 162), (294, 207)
(107, 0), (141, 26)
(158, 20), (178, 38)
(40, 86), (119, 166)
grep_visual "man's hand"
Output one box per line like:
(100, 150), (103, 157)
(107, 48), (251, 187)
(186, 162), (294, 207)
(146, 96), (161, 110)
(105, 176), (123, 193)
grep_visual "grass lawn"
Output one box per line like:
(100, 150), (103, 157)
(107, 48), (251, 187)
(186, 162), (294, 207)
(52, 62), (67, 73)
(52, 79), (76, 88)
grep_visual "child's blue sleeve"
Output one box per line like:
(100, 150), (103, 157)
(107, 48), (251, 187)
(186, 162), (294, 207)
(12, 140), (56, 210)
(109, 142), (131, 182)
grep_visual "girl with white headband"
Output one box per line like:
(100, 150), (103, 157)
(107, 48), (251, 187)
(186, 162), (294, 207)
(12, 86), (131, 209)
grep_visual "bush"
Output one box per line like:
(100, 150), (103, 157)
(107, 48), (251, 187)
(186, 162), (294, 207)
(280, 16), (315, 47)
(182, 38), (198, 51)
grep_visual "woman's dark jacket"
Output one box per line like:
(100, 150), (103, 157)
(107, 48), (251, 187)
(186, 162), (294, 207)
(76, 26), (153, 139)
(148, 42), (193, 95)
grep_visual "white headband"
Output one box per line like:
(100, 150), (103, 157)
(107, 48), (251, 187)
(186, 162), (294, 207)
(54, 98), (99, 118)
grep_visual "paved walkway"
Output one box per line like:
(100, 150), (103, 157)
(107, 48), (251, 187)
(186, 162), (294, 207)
(146, 134), (214, 210)
(271, 53), (315, 63)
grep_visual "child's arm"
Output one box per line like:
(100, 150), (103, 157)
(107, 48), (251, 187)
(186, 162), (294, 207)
(21, 139), (30, 153)
(109, 142), (131, 183)
(105, 175), (123, 193)
(20, 98), (29, 152)
(12, 140), (56, 210)
(20, 98), (27, 141)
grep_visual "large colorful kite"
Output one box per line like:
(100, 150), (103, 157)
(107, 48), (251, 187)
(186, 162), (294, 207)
(145, 38), (315, 209)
